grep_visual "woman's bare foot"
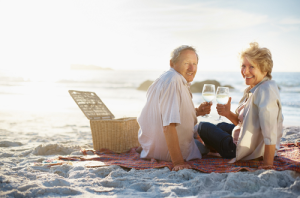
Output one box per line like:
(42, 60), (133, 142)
(136, 146), (143, 153)
(207, 152), (221, 157)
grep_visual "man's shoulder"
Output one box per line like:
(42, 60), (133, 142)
(159, 69), (183, 84)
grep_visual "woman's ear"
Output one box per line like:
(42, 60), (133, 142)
(263, 71), (268, 77)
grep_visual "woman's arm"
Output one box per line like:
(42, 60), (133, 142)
(263, 144), (276, 166)
(225, 111), (239, 126)
(216, 97), (239, 125)
(254, 82), (281, 167)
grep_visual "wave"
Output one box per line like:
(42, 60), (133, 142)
(281, 102), (300, 108)
(56, 80), (138, 89)
(278, 83), (300, 88)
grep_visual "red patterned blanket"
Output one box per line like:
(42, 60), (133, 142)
(57, 143), (300, 173)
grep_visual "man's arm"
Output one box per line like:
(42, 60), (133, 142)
(163, 123), (191, 171)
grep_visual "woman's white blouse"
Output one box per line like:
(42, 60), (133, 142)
(235, 77), (284, 161)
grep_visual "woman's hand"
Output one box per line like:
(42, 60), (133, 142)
(216, 97), (232, 118)
(195, 133), (205, 145)
(172, 163), (192, 171)
(258, 165), (276, 170)
(196, 102), (212, 116)
(263, 144), (276, 165)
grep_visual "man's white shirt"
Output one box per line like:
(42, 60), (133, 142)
(137, 68), (202, 161)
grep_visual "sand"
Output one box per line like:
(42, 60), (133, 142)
(1, 124), (300, 197)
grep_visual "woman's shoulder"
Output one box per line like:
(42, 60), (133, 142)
(257, 80), (279, 92)
(254, 80), (280, 100)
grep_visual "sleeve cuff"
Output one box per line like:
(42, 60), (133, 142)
(263, 138), (276, 145)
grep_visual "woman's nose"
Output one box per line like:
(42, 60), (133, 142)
(243, 67), (250, 75)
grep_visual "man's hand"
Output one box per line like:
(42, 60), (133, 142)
(163, 124), (191, 171)
(196, 102), (212, 116)
(172, 163), (191, 171)
(216, 97), (231, 117)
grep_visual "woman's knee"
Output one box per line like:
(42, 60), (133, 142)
(198, 122), (214, 138)
(198, 122), (215, 132)
(216, 122), (235, 134)
(219, 136), (236, 159)
(216, 122), (226, 127)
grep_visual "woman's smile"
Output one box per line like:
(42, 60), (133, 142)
(241, 57), (267, 88)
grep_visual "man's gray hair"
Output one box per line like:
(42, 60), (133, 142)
(170, 45), (198, 63)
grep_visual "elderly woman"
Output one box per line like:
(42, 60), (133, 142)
(198, 42), (283, 168)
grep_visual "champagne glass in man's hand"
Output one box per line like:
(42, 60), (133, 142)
(216, 87), (229, 121)
(201, 84), (215, 118)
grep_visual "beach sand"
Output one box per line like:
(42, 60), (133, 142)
(1, 114), (300, 198)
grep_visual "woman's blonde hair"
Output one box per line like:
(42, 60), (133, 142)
(240, 42), (273, 79)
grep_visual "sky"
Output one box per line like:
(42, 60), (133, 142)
(0, 0), (300, 80)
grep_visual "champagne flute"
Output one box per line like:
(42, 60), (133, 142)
(216, 87), (229, 121)
(201, 84), (215, 117)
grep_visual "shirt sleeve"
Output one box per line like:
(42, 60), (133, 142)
(159, 80), (181, 127)
(253, 83), (280, 145)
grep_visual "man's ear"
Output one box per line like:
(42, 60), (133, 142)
(170, 60), (173, 68)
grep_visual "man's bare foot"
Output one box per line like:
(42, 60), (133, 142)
(136, 146), (143, 154)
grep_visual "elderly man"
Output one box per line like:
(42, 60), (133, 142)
(137, 45), (212, 171)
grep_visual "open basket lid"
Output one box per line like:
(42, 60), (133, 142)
(68, 90), (115, 120)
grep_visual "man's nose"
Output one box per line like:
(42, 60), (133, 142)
(188, 64), (196, 71)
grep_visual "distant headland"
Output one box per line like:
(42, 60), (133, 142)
(70, 64), (113, 70)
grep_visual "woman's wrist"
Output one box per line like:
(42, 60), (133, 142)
(263, 145), (276, 166)
(227, 111), (239, 125)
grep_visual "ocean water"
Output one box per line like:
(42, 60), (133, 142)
(0, 69), (299, 134)
(1, 69), (300, 198)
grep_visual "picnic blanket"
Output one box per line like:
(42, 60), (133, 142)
(53, 143), (300, 173)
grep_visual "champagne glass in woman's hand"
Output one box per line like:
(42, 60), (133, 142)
(201, 84), (215, 118)
(216, 87), (229, 121)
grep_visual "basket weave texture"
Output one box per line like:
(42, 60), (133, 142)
(69, 90), (140, 153)
(90, 118), (140, 153)
(69, 90), (114, 120)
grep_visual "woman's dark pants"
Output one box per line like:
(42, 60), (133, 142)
(198, 122), (236, 159)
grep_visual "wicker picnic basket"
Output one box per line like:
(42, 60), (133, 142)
(68, 90), (140, 153)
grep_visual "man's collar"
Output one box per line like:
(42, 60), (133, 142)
(249, 77), (270, 93)
(170, 68), (190, 86)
